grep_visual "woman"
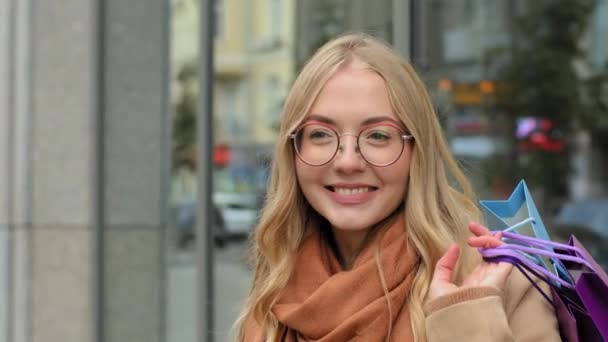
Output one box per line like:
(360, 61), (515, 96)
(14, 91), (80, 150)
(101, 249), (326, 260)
(236, 33), (560, 341)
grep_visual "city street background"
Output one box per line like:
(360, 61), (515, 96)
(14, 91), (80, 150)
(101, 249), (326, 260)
(1, 0), (606, 341)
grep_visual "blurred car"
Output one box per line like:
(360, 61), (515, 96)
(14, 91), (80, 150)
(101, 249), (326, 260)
(213, 191), (260, 240)
(548, 199), (608, 271)
(516, 117), (565, 153)
(173, 192), (261, 249)
(174, 197), (228, 248)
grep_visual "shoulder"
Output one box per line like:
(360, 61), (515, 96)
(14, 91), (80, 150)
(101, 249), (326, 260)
(500, 267), (562, 340)
(501, 266), (551, 315)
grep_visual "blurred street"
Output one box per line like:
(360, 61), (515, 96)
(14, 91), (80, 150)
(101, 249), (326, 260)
(167, 241), (252, 342)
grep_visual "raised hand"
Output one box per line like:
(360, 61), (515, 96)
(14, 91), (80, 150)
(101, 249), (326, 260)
(427, 222), (514, 301)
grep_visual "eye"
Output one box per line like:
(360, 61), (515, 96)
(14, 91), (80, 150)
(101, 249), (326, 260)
(366, 131), (391, 141)
(298, 125), (336, 144)
(360, 125), (402, 146)
(309, 130), (333, 139)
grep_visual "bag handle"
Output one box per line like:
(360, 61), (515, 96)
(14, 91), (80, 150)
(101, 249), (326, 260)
(488, 243), (595, 271)
(499, 230), (585, 256)
(492, 218), (584, 281)
(486, 253), (589, 315)
(481, 247), (575, 289)
(487, 254), (554, 304)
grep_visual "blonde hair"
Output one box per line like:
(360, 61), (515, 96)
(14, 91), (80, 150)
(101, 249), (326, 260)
(235, 32), (481, 342)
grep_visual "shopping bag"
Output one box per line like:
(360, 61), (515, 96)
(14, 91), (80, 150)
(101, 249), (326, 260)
(480, 179), (550, 239)
(481, 232), (608, 341)
(563, 236), (608, 338)
(479, 179), (570, 283)
(479, 180), (608, 341)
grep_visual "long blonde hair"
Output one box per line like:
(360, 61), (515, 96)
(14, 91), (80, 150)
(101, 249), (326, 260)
(235, 33), (481, 342)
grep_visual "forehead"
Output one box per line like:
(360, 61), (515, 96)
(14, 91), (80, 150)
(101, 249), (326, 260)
(304, 62), (403, 128)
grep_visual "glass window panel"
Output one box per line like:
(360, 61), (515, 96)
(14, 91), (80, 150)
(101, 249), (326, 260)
(421, 0), (608, 266)
(166, 0), (199, 341)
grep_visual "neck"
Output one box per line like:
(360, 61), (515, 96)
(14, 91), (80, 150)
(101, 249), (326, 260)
(331, 228), (369, 269)
(328, 208), (402, 269)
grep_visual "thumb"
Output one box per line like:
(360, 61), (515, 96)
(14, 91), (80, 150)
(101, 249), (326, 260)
(433, 244), (460, 284)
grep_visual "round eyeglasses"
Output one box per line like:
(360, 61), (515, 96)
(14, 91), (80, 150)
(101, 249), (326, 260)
(290, 122), (414, 167)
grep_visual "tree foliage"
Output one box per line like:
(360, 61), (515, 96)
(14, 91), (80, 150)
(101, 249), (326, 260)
(496, 0), (597, 203)
(173, 62), (198, 167)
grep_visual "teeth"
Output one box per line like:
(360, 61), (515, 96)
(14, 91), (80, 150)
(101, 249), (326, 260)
(335, 187), (370, 195)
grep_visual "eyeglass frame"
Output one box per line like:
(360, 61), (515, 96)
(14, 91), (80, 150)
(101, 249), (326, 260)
(289, 121), (414, 167)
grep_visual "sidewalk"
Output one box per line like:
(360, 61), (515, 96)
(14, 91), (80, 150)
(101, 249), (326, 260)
(167, 242), (252, 342)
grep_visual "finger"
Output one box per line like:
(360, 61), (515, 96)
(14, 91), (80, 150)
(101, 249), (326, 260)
(433, 244), (461, 283)
(468, 235), (504, 248)
(469, 221), (491, 237)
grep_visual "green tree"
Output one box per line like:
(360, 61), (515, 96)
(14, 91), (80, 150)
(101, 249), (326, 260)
(496, 0), (597, 205)
(173, 62), (198, 166)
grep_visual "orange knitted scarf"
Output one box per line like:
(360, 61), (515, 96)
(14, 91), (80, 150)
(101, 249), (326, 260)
(248, 215), (418, 341)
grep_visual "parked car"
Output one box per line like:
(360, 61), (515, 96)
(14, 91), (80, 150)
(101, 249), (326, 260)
(173, 192), (262, 249)
(213, 191), (260, 239)
(548, 199), (608, 271)
(173, 196), (228, 248)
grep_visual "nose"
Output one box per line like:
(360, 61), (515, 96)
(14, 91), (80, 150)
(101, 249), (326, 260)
(333, 134), (366, 172)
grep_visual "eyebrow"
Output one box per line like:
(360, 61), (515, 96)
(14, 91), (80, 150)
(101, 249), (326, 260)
(304, 114), (407, 130)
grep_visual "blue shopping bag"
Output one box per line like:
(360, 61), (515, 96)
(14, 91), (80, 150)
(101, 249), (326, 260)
(480, 180), (570, 280)
(480, 179), (550, 239)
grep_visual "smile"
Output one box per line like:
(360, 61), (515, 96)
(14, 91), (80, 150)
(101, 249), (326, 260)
(325, 185), (379, 205)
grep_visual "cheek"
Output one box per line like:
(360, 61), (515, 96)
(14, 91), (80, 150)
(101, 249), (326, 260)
(385, 155), (412, 183)
(295, 160), (321, 190)
(295, 169), (320, 211)
(379, 158), (412, 198)
(294, 159), (308, 184)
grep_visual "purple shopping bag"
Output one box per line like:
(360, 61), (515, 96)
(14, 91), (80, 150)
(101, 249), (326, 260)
(561, 236), (608, 339)
(482, 232), (608, 341)
(488, 250), (603, 342)
(550, 283), (602, 342)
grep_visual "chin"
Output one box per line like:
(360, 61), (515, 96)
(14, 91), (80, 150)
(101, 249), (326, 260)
(323, 212), (377, 232)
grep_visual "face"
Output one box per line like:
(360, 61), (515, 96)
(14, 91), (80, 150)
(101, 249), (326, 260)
(295, 59), (413, 233)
